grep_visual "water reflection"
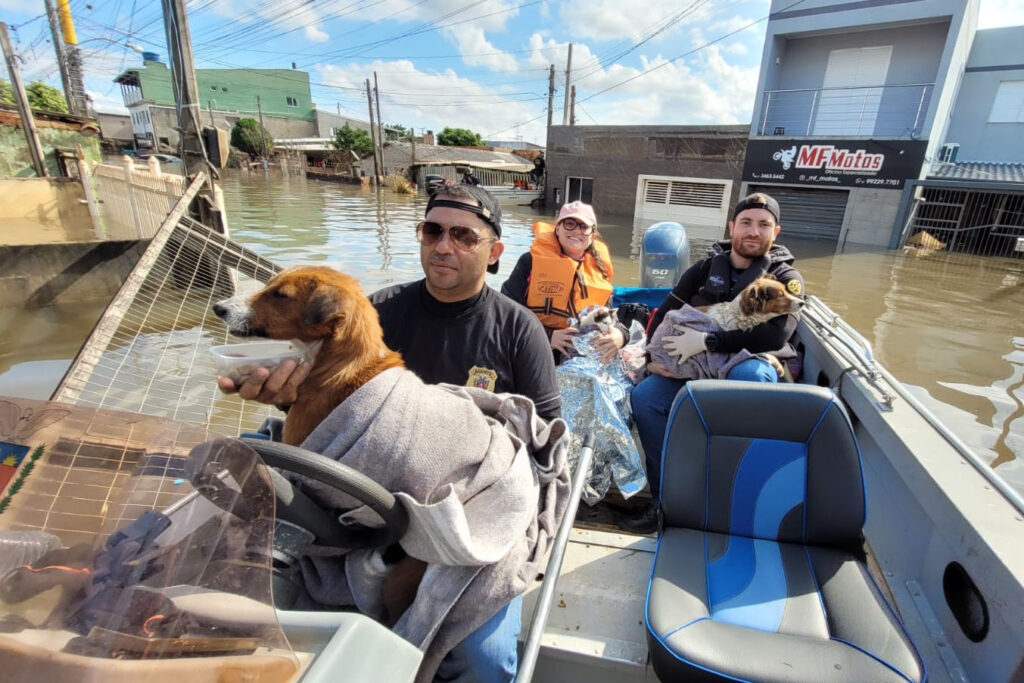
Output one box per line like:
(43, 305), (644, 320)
(1, 170), (1021, 493)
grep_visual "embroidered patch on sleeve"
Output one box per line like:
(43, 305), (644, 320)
(466, 366), (498, 392)
(787, 279), (803, 296)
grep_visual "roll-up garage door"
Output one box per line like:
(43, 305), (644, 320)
(749, 185), (848, 241)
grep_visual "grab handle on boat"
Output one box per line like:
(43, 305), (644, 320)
(515, 432), (596, 683)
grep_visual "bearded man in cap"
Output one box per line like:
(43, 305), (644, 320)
(626, 192), (805, 534)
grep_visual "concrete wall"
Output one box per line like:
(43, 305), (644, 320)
(839, 187), (904, 246)
(146, 106), (315, 150)
(0, 240), (146, 309)
(0, 123), (102, 178)
(545, 125), (748, 221)
(944, 26), (1024, 162)
(0, 178), (94, 243)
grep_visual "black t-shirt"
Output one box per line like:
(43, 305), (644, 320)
(369, 280), (561, 419)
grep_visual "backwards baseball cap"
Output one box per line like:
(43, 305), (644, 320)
(733, 192), (781, 224)
(557, 200), (597, 228)
(426, 183), (503, 273)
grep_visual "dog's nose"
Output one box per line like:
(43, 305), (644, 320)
(212, 303), (227, 318)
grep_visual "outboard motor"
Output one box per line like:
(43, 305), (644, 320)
(640, 222), (690, 288)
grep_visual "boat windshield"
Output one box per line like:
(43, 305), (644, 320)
(0, 396), (297, 682)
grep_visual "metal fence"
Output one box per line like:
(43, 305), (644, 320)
(415, 165), (535, 188)
(90, 156), (188, 239)
(757, 83), (933, 137)
(901, 186), (1024, 257)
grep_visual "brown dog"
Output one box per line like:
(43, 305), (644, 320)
(699, 275), (803, 331)
(213, 266), (404, 446)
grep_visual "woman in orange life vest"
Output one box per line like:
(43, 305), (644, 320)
(501, 201), (627, 363)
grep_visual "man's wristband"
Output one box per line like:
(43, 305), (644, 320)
(705, 332), (720, 352)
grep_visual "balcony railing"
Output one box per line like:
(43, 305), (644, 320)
(757, 83), (933, 137)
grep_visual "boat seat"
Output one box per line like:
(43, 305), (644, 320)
(645, 380), (924, 682)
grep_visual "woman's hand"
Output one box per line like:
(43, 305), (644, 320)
(592, 327), (625, 363)
(217, 359), (311, 407)
(550, 327), (579, 357)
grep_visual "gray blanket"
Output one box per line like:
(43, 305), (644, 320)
(648, 306), (770, 380)
(293, 367), (570, 682)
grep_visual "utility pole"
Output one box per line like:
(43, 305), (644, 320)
(410, 125), (416, 166)
(43, 0), (76, 116)
(365, 78), (380, 181)
(562, 43), (573, 126)
(1, 23), (48, 177)
(570, 86), (576, 126)
(55, 0), (87, 115)
(374, 71), (384, 170)
(256, 94), (268, 162)
(546, 64), (555, 132)
(161, 0), (226, 234)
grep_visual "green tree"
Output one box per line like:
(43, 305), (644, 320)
(0, 79), (14, 106)
(437, 127), (484, 147)
(332, 123), (373, 158)
(385, 123), (413, 141)
(230, 118), (274, 157)
(25, 81), (68, 113)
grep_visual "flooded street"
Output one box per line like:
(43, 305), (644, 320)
(2, 170), (1022, 491)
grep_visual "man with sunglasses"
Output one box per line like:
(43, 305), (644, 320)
(220, 183), (559, 682)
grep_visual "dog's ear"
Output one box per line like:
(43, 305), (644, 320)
(303, 285), (345, 327)
(740, 286), (760, 315)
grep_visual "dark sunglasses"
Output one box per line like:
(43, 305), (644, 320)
(560, 218), (594, 234)
(416, 221), (495, 252)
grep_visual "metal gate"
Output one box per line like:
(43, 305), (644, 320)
(902, 186), (1024, 257)
(749, 185), (848, 241)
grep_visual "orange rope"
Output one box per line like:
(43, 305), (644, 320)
(17, 564), (90, 574)
(142, 614), (164, 636)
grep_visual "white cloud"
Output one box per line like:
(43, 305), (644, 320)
(558, 0), (716, 43)
(317, 59), (546, 141)
(443, 26), (517, 72)
(524, 34), (758, 126)
(978, 0), (1024, 28)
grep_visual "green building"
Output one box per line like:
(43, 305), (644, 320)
(114, 56), (315, 150)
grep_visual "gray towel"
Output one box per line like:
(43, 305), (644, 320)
(293, 367), (570, 682)
(648, 306), (769, 380)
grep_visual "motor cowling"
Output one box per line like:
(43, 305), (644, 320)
(640, 222), (690, 288)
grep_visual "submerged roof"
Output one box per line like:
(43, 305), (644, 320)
(928, 162), (1024, 184)
(379, 142), (534, 171)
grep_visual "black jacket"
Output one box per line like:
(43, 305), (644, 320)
(646, 241), (804, 360)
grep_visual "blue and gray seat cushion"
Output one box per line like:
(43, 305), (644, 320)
(645, 381), (924, 682)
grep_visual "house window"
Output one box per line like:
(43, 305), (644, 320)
(286, 96), (299, 107)
(221, 87), (227, 92)
(566, 176), (594, 204)
(210, 86), (218, 91)
(989, 81), (1024, 123)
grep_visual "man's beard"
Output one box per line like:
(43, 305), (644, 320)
(732, 236), (771, 259)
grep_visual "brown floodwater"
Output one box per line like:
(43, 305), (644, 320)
(1, 170), (1021, 491)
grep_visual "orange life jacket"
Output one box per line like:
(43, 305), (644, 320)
(525, 222), (614, 329)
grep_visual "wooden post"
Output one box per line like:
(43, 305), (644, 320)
(366, 79), (380, 182)
(76, 144), (104, 239)
(374, 71), (384, 172)
(123, 155), (145, 237)
(256, 94), (268, 162)
(562, 43), (573, 125)
(1, 23), (48, 177)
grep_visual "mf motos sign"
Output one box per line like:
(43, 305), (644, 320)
(742, 139), (927, 189)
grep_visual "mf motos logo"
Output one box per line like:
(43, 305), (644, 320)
(772, 146), (797, 170)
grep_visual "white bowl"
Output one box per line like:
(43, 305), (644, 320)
(210, 341), (309, 384)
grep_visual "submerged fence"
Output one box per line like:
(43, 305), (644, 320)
(89, 156), (188, 239)
(901, 186), (1024, 258)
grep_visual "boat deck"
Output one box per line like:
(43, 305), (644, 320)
(520, 528), (660, 682)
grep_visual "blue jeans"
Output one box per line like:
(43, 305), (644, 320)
(435, 594), (522, 682)
(631, 358), (778, 501)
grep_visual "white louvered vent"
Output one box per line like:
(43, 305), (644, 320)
(668, 181), (726, 208)
(645, 180), (669, 204)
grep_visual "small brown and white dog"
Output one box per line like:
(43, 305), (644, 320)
(698, 275), (803, 331)
(212, 266), (404, 446)
(648, 275), (803, 378)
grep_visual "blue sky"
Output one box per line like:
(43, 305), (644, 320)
(2, 0), (1022, 144)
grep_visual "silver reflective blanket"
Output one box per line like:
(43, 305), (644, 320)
(557, 321), (647, 505)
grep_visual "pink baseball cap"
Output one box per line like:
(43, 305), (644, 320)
(557, 201), (597, 228)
